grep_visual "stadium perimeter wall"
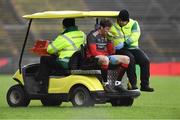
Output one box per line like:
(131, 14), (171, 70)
(150, 62), (180, 76)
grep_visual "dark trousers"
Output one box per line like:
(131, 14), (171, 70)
(116, 48), (150, 87)
(36, 56), (62, 92)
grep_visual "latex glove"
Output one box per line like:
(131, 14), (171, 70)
(115, 42), (124, 50)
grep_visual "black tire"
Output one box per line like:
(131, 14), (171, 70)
(41, 96), (62, 106)
(71, 86), (94, 107)
(111, 97), (134, 106)
(6, 84), (30, 107)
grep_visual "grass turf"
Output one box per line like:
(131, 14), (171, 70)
(0, 75), (180, 119)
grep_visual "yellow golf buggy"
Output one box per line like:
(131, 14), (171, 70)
(6, 11), (140, 107)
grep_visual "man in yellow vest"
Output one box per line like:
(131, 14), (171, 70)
(110, 9), (154, 92)
(35, 18), (86, 93)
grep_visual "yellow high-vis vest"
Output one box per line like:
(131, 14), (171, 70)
(47, 30), (86, 59)
(109, 19), (141, 48)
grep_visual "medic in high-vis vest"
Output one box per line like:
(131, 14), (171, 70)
(35, 18), (86, 93)
(86, 19), (135, 93)
(109, 9), (154, 92)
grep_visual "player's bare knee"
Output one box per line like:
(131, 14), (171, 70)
(98, 56), (109, 64)
(124, 56), (130, 64)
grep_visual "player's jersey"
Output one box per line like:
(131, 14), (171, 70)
(86, 29), (114, 57)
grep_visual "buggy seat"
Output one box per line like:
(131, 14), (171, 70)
(68, 45), (101, 75)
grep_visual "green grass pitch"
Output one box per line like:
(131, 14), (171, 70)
(0, 75), (180, 119)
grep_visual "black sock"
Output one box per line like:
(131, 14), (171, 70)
(117, 66), (127, 81)
(101, 69), (108, 82)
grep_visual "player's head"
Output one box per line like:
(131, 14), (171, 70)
(99, 19), (112, 36)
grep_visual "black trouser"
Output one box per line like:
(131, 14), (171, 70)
(116, 48), (150, 87)
(35, 56), (63, 92)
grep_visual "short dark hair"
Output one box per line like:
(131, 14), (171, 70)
(100, 19), (112, 28)
(62, 18), (75, 28)
(117, 9), (129, 21)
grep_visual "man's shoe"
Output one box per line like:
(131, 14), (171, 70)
(114, 81), (133, 93)
(140, 86), (154, 92)
(114, 81), (140, 97)
(104, 84), (117, 92)
(103, 82), (117, 92)
(128, 86), (140, 92)
(128, 85), (138, 90)
(132, 86), (138, 90)
(109, 81), (141, 97)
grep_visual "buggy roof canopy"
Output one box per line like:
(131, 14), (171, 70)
(23, 11), (84, 19)
(83, 11), (119, 17)
(23, 11), (119, 19)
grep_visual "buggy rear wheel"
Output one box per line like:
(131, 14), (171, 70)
(71, 86), (94, 107)
(6, 84), (30, 107)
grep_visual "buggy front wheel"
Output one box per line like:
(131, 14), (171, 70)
(6, 84), (30, 107)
